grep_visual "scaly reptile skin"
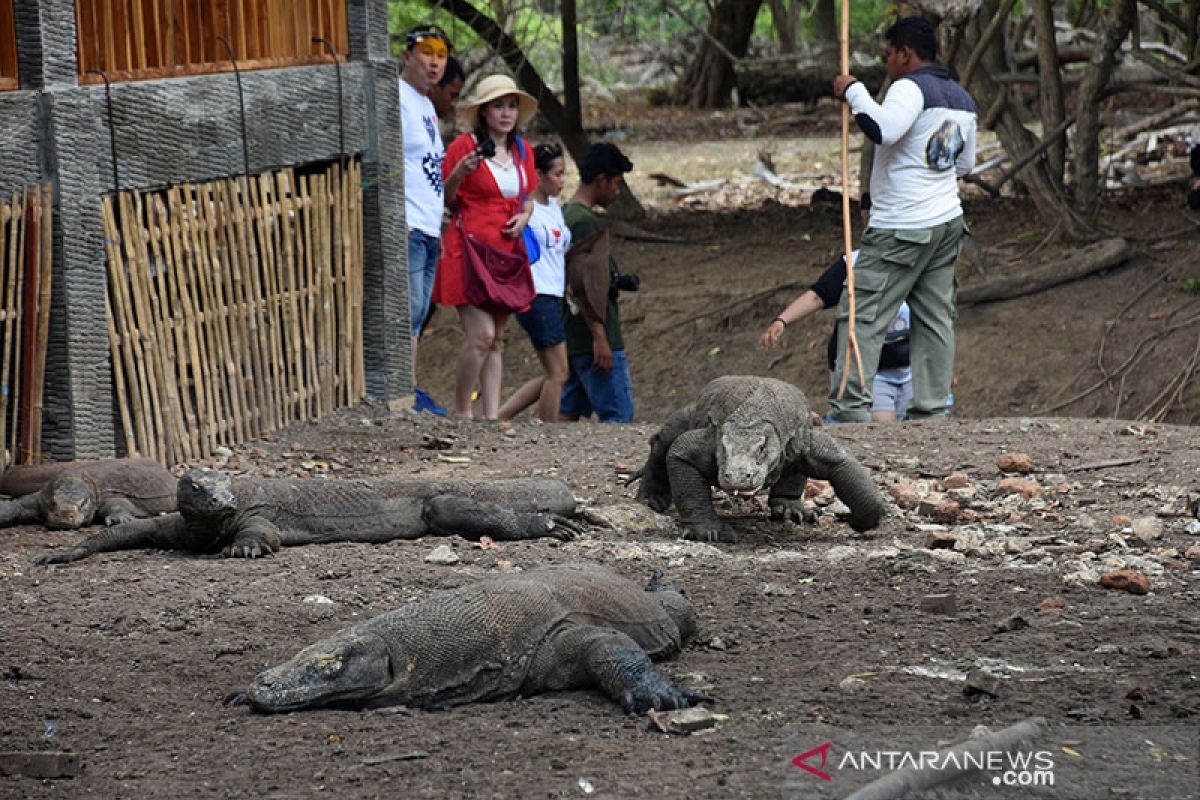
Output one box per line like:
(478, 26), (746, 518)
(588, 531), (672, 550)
(0, 459), (176, 529)
(636, 375), (885, 541)
(33, 470), (581, 564)
(231, 563), (706, 714)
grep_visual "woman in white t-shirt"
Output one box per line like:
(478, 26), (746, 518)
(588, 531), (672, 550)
(499, 143), (573, 421)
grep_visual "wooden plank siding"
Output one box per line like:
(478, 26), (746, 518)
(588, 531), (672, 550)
(0, 0), (17, 90)
(75, 0), (348, 84)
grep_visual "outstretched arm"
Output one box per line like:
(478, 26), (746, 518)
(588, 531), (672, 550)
(32, 514), (189, 565)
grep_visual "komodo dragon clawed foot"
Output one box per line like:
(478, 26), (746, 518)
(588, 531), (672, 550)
(768, 497), (818, 526)
(620, 671), (712, 715)
(422, 495), (582, 542)
(679, 516), (737, 544)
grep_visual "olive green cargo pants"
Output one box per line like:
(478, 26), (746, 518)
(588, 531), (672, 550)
(828, 216), (965, 422)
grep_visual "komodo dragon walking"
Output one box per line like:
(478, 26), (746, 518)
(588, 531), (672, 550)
(33, 467), (581, 564)
(227, 563), (708, 714)
(0, 458), (176, 529)
(634, 376), (885, 541)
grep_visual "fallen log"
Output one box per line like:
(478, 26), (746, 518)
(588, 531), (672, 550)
(958, 238), (1130, 305)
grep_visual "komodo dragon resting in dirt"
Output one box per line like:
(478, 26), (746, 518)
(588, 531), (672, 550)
(33, 468), (581, 564)
(634, 376), (885, 541)
(227, 563), (707, 714)
(0, 458), (176, 529)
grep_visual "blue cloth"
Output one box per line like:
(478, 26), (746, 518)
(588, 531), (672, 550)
(408, 228), (440, 335)
(413, 388), (447, 416)
(560, 350), (634, 422)
(515, 294), (566, 350)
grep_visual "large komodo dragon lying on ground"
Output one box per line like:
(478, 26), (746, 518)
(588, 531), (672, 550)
(227, 563), (707, 714)
(0, 458), (176, 529)
(33, 468), (581, 564)
(635, 375), (885, 541)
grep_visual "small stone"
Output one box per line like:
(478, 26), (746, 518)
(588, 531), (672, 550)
(919, 593), (957, 614)
(888, 481), (921, 510)
(1038, 596), (1067, 614)
(996, 477), (1043, 499)
(804, 479), (831, 499)
(423, 544), (460, 565)
(925, 531), (957, 550)
(994, 612), (1029, 633)
(0, 751), (81, 779)
(760, 582), (796, 597)
(1112, 514), (1133, 528)
(963, 670), (1004, 697)
(1100, 570), (1150, 595)
(1184, 543), (1200, 563)
(1184, 520), (1200, 536)
(942, 472), (971, 490)
(1130, 517), (1164, 541)
(302, 594), (334, 605)
(996, 453), (1033, 473)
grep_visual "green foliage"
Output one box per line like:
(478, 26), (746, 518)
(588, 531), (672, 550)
(1182, 275), (1200, 296)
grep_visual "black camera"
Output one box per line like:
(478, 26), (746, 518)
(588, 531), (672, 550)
(614, 273), (640, 292)
(475, 137), (496, 159)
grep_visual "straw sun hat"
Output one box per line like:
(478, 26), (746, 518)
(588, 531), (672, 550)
(458, 74), (539, 128)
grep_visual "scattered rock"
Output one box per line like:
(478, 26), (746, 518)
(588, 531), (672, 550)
(963, 670), (1004, 697)
(423, 545), (460, 565)
(996, 453), (1033, 473)
(1184, 520), (1200, 536)
(760, 583), (796, 597)
(918, 495), (960, 522)
(1184, 543), (1200, 563)
(646, 706), (719, 734)
(301, 594), (334, 605)
(580, 503), (673, 534)
(919, 593), (957, 615)
(1130, 517), (1164, 542)
(925, 531), (957, 550)
(993, 612), (1029, 633)
(888, 481), (921, 510)
(942, 472), (971, 490)
(1037, 596), (1067, 614)
(1099, 570), (1150, 595)
(996, 477), (1043, 499)
(1111, 514), (1133, 528)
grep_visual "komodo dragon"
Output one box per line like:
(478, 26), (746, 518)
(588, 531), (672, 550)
(33, 467), (581, 564)
(634, 375), (885, 541)
(0, 458), (176, 529)
(227, 563), (707, 714)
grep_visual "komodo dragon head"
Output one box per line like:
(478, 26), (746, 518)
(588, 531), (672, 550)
(245, 630), (393, 712)
(45, 475), (101, 529)
(715, 417), (783, 493)
(177, 467), (237, 520)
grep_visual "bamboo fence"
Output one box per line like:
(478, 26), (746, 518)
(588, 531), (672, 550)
(103, 159), (365, 465)
(0, 184), (54, 470)
(76, 0), (348, 84)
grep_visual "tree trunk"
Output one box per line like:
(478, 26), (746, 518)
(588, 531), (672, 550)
(956, 0), (1094, 240)
(562, 0), (582, 133)
(1031, 0), (1066, 186)
(812, 0), (838, 52)
(672, 0), (765, 107)
(1072, 0), (1138, 221)
(765, 0), (798, 54)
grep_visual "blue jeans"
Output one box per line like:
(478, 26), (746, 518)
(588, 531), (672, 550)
(560, 350), (634, 422)
(408, 229), (440, 335)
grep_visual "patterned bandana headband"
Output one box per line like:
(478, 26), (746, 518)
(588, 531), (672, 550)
(406, 27), (452, 54)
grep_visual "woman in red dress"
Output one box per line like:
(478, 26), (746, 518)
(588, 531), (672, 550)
(433, 75), (538, 419)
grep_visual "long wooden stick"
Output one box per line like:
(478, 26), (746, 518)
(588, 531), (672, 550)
(836, 0), (866, 401)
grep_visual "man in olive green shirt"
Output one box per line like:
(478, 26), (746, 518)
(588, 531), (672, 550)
(560, 143), (635, 422)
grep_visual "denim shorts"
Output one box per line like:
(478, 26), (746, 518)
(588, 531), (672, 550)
(560, 350), (634, 423)
(408, 229), (440, 335)
(515, 294), (566, 350)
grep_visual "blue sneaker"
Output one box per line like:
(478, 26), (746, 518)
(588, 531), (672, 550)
(413, 388), (448, 416)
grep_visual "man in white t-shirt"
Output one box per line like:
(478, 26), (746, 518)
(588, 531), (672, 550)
(399, 24), (452, 415)
(830, 16), (976, 422)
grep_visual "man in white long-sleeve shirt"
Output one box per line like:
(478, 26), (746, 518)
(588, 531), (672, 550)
(828, 16), (976, 422)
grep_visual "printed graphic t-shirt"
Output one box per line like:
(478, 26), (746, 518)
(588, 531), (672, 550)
(399, 79), (445, 237)
(527, 198), (571, 297)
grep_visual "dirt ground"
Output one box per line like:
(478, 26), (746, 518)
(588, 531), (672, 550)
(3, 111), (1200, 798)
